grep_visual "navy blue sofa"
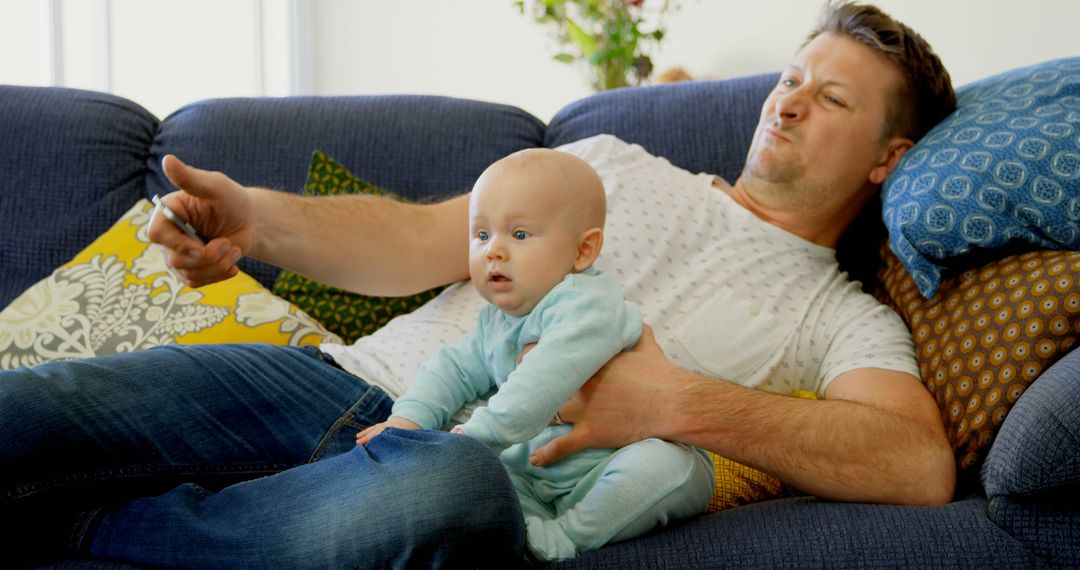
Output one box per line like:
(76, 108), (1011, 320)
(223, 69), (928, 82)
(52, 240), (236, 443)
(1, 72), (1077, 568)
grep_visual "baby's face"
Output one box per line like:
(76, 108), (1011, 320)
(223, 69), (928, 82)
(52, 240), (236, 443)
(468, 168), (584, 317)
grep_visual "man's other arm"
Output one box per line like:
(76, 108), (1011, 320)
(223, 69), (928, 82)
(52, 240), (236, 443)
(151, 155), (470, 294)
(531, 326), (956, 506)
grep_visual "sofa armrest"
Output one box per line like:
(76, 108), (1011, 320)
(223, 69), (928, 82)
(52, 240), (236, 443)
(0, 86), (158, 307)
(982, 347), (1080, 497)
(981, 347), (1080, 567)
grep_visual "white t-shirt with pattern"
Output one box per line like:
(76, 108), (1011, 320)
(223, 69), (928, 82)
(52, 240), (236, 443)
(321, 134), (918, 405)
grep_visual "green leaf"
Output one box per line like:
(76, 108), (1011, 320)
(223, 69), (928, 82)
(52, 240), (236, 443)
(553, 53), (576, 64)
(565, 17), (596, 58)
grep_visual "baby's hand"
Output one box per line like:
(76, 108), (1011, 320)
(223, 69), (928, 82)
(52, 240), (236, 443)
(356, 417), (421, 446)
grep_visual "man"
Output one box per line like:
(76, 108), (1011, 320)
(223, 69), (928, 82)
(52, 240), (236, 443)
(2, 2), (957, 566)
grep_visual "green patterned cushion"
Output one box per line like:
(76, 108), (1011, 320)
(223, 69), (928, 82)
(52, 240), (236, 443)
(271, 152), (445, 343)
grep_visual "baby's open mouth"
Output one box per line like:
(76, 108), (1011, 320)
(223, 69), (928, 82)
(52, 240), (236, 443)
(490, 273), (510, 282)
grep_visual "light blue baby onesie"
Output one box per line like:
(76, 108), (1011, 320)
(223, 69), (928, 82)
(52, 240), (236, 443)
(392, 268), (715, 561)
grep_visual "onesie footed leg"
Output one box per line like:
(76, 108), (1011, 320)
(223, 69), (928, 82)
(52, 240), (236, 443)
(550, 439), (714, 558)
(525, 514), (578, 562)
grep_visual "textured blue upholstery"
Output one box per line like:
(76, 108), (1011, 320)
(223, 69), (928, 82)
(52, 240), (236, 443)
(554, 495), (1043, 569)
(547, 73), (778, 185)
(0, 86), (157, 307)
(983, 348), (1080, 568)
(1, 69), (1077, 566)
(984, 350), (1080, 496)
(149, 95), (546, 202)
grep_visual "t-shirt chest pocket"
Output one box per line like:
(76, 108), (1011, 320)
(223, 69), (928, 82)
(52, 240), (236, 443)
(673, 289), (783, 382)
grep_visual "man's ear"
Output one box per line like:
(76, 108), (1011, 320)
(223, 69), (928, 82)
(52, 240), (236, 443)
(573, 228), (604, 272)
(869, 137), (914, 185)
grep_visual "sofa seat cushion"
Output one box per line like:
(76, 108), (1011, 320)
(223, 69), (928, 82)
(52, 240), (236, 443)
(550, 495), (1042, 569)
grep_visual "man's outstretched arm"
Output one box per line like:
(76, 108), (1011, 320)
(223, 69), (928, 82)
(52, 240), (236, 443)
(532, 326), (956, 506)
(150, 155), (470, 294)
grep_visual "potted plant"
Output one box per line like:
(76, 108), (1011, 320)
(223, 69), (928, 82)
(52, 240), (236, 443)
(516, 0), (680, 91)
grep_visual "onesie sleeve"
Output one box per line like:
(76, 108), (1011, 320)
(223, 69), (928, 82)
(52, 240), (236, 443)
(390, 310), (495, 430)
(459, 274), (642, 453)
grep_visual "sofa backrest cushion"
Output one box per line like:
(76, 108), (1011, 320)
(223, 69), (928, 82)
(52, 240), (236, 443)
(149, 95), (547, 287)
(0, 86), (158, 308)
(545, 72), (778, 185)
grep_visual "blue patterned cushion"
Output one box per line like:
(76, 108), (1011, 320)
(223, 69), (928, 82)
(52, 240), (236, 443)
(883, 58), (1080, 299)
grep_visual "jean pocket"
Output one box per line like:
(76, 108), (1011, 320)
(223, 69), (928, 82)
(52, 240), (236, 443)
(306, 386), (393, 463)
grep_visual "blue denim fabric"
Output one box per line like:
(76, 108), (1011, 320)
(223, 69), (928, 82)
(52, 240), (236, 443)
(0, 344), (523, 568)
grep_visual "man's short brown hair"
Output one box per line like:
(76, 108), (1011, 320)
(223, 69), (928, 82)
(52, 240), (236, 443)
(807, 1), (956, 142)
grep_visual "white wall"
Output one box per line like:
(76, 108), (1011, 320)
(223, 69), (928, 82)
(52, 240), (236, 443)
(311, 0), (1080, 121)
(110, 0), (261, 115)
(1, 0), (1077, 121)
(0, 2), (51, 86)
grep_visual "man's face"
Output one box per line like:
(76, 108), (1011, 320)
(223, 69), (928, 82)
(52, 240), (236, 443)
(467, 168), (581, 317)
(742, 32), (905, 201)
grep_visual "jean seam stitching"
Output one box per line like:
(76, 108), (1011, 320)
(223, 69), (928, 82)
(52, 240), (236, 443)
(69, 506), (103, 552)
(6, 463), (294, 502)
(305, 385), (387, 464)
(307, 410), (357, 463)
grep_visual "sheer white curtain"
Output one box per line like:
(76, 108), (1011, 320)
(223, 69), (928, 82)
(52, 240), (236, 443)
(0, 0), (304, 119)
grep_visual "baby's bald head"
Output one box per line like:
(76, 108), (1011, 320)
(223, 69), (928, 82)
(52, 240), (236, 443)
(477, 148), (606, 234)
(468, 149), (608, 313)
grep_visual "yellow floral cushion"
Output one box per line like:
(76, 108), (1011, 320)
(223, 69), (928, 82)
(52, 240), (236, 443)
(0, 199), (340, 369)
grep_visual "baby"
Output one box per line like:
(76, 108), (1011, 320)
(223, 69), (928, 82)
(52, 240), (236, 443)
(357, 148), (713, 561)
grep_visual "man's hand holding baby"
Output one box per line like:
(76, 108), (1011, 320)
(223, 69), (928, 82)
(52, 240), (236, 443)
(532, 325), (679, 466)
(355, 416), (422, 445)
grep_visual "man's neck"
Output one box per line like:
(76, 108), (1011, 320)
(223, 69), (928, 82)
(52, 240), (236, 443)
(712, 177), (873, 249)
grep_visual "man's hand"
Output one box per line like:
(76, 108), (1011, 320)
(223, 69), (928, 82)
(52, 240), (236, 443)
(149, 155), (256, 288)
(355, 417), (422, 445)
(530, 324), (676, 466)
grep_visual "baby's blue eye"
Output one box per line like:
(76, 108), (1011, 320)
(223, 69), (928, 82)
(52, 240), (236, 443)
(477, 231), (489, 241)
(513, 230), (529, 240)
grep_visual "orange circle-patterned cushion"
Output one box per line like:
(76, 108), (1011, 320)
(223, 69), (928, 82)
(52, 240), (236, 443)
(877, 246), (1080, 472)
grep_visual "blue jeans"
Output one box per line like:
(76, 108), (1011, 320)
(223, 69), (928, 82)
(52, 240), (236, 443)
(1, 344), (524, 568)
